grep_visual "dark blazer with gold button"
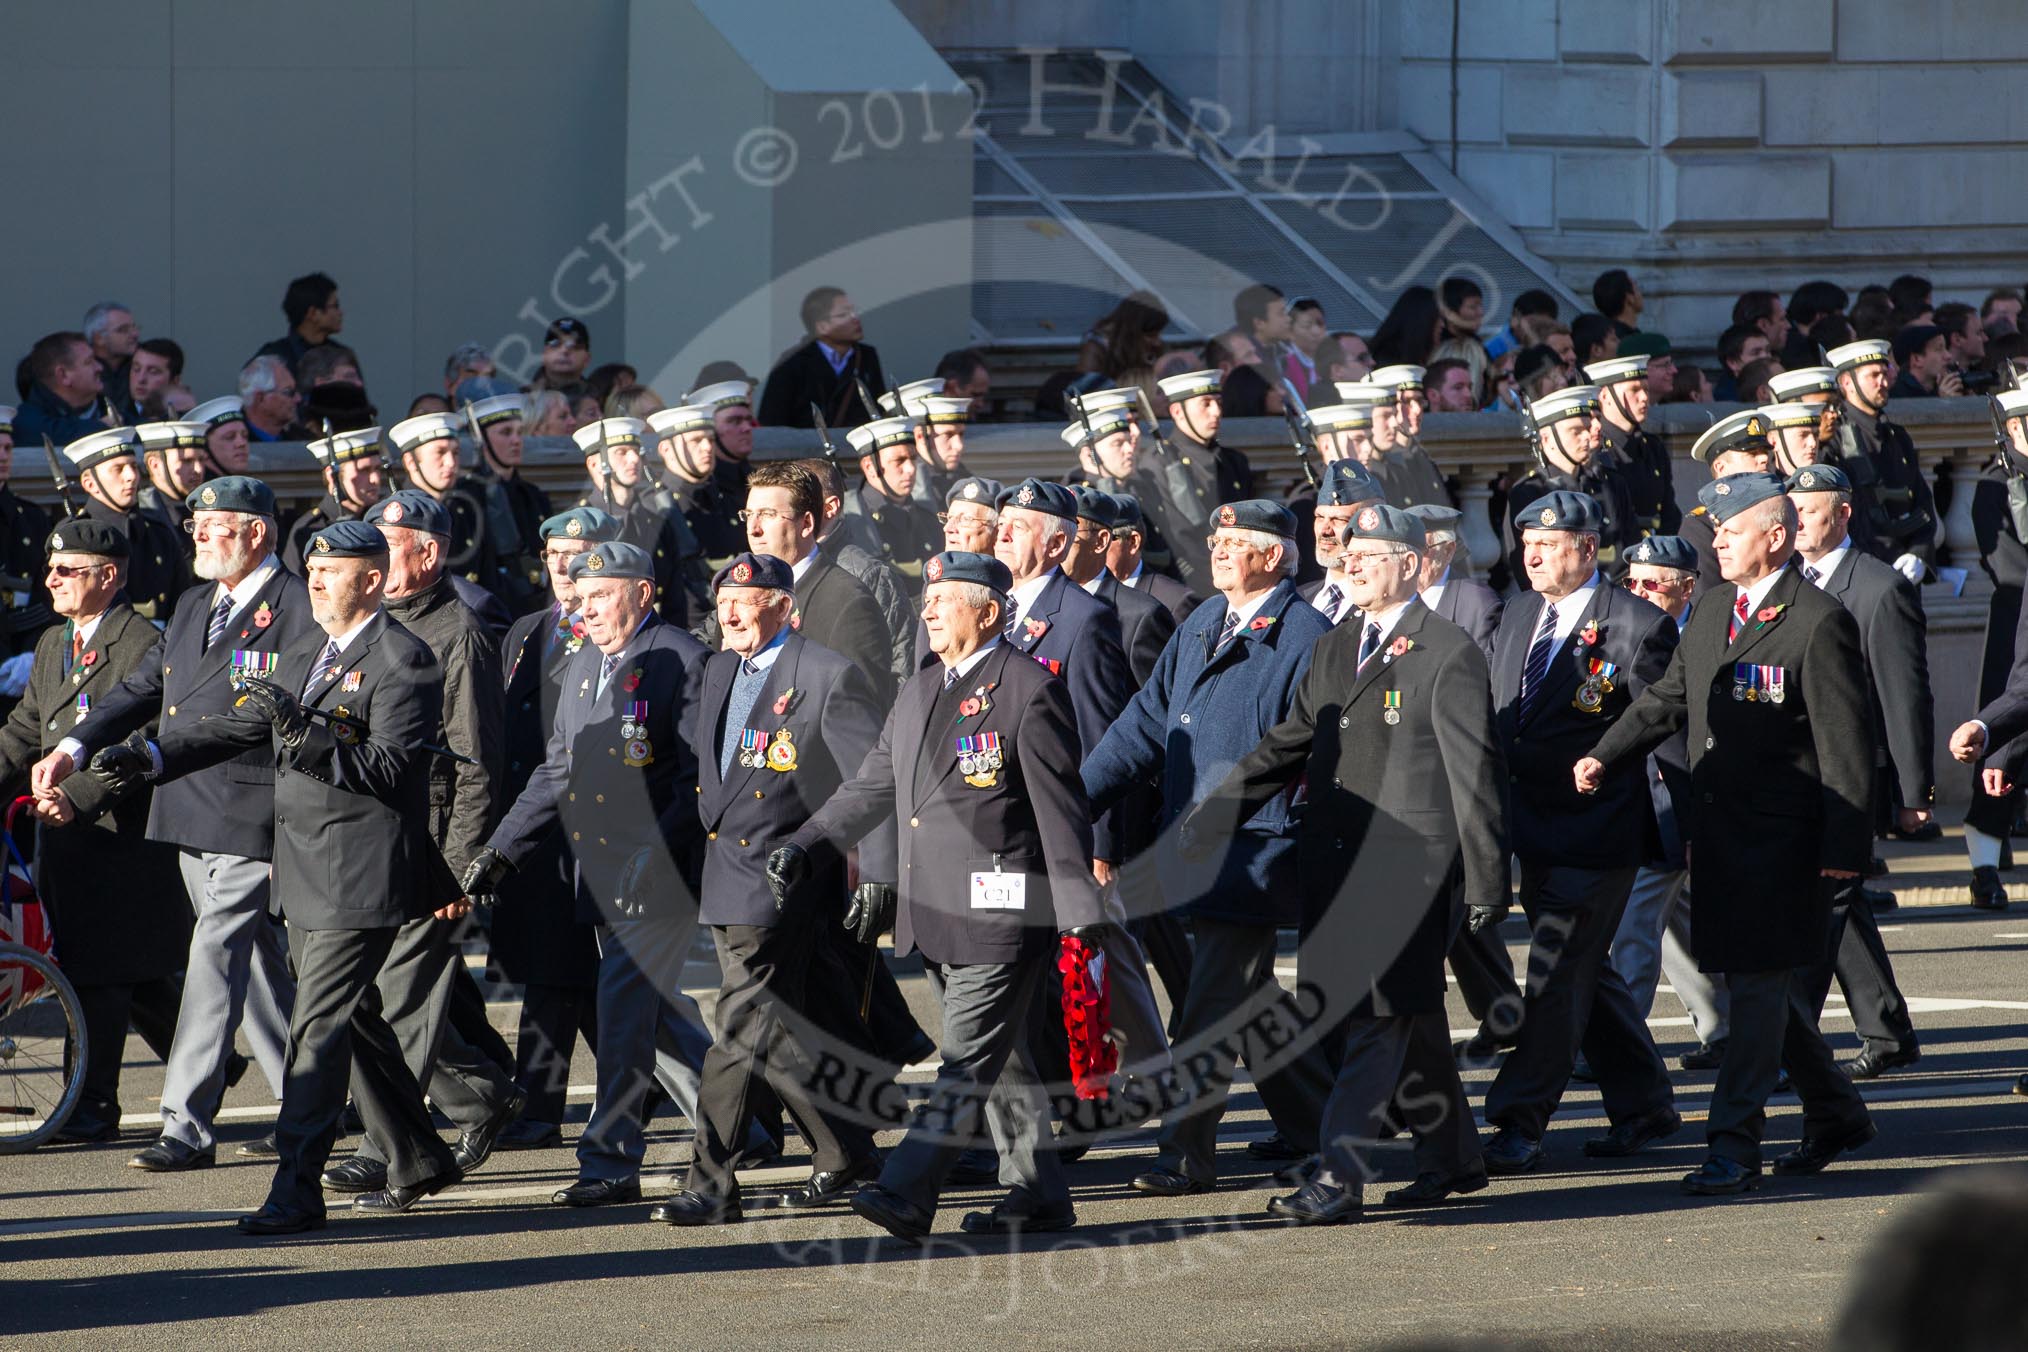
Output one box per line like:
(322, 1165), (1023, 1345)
(1490, 577), (1676, 871)
(1184, 600), (1509, 1017)
(489, 614), (709, 925)
(1587, 561), (1875, 973)
(791, 641), (1103, 966)
(690, 631), (893, 927)
(0, 602), (187, 984)
(71, 563), (314, 861)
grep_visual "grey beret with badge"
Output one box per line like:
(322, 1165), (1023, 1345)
(922, 549), (1013, 595)
(188, 475), (278, 518)
(539, 506), (619, 543)
(944, 475), (1003, 510)
(307, 520), (389, 558)
(1317, 459), (1384, 507)
(1515, 489), (1604, 534)
(1696, 471), (1789, 524)
(366, 489), (452, 537)
(1208, 498), (1298, 538)
(567, 541), (655, 581)
(1785, 463), (1852, 495)
(1342, 501), (1426, 551)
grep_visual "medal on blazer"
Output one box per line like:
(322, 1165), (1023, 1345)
(1574, 658), (1618, 713)
(957, 731), (1004, 787)
(1381, 689), (1402, 725)
(737, 729), (766, 769)
(624, 736), (654, 766)
(331, 705), (359, 743)
(74, 691), (89, 724)
(340, 670), (363, 693)
(1732, 663), (1784, 702)
(765, 728), (798, 771)
(621, 700), (648, 740)
(228, 649), (278, 690)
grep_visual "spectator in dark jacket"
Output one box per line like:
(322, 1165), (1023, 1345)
(13, 332), (108, 447)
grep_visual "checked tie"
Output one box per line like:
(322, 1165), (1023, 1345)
(1519, 601), (1558, 708)
(205, 593), (232, 651)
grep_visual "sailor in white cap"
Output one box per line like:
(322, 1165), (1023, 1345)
(686, 377), (758, 505)
(882, 380), (973, 509)
(462, 384), (552, 607)
(391, 410), (530, 608)
(187, 396), (252, 477)
(574, 417), (710, 626)
(64, 426), (189, 620)
(1761, 401), (1828, 477)
(133, 420), (211, 546)
(1826, 338), (1936, 583)
(0, 402), (56, 635)
(1364, 367), (1455, 512)
(1673, 408), (1779, 593)
(842, 415), (941, 575)
(647, 404), (743, 560)
(1959, 385), (2028, 912)
(1503, 384), (1641, 591)
(1157, 367), (1256, 508)
(286, 426), (389, 573)
(1585, 354), (1679, 536)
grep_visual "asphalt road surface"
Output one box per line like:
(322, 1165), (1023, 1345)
(6, 896), (2026, 1351)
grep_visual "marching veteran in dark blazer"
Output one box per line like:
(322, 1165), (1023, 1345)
(463, 540), (759, 1209)
(652, 551), (894, 1227)
(1480, 490), (1680, 1179)
(1579, 471), (1876, 1197)
(1178, 502), (1508, 1224)
(770, 549), (1106, 1245)
(1082, 498), (1338, 1195)
(90, 519), (460, 1234)
(4, 518), (188, 1143)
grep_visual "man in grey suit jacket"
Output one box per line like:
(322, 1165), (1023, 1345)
(93, 519), (459, 1233)
(773, 550), (1107, 1244)
(1409, 504), (1502, 660)
(1788, 464), (1924, 1078)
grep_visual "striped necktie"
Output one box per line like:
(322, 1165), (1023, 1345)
(304, 639), (342, 697)
(1318, 583), (1343, 621)
(1519, 602), (1559, 707)
(1212, 608), (1241, 654)
(205, 593), (233, 650)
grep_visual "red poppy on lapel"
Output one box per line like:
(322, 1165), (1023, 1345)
(1756, 605), (1784, 625)
(1023, 616), (1049, 640)
(80, 651), (97, 667)
(622, 668), (642, 692)
(1388, 636), (1412, 658)
(1249, 615), (1276, 631)
(1577, 619), (1601, 648)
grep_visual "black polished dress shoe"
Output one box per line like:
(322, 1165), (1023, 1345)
(353, 1172), (458, 1213)
(1245, 1133), (1311, 1162)
(1844, 1043), (1919, 1081)
(1887, 819), (1941, 843)
(849, 1184), (932, 1245)
(1772, 1120), (1877, 1176)
(1130, 1165), (1213, 1196)
(494, 1118), (563, 1151)
(1678, 1040), (1727, 1071)
(946, 1147), (999, 1185)
(552, 1176), (641, 1207)
(452, 1088), (528, 1175)
(54, 1111), (119, 1144)
(2016, 1074), (2028, 1099)
(1267, 1179), (1361, 1225)
(237, 1134), (280, 1159)
(236, 1205), (326, 1236)
(1482, 1129), (1543, 1175)
(649, 1189), (742, 1226)
(959, 1199), (1075, 1234)
(320, 1156), (388, 1193)
(1382, 1169), (1489, 1207)
(1860, 885), (1898, 912)
(1971, 866), (2009, 911)
(129, 1137), (215, 1172)
(778, 1155), (881, 1209)
(1680, 1156), (1760, 1196)
(1583, 1107), (1684, 1158)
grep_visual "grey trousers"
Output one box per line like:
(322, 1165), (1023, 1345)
(1154, 917), (1335, 1183)
(1706, 967), (1870, 1169)
(160, 849), (294, 1150)
(579, 914), (728, 1182)
(880, 954), (1067, 1216)
(269, 925), (456, 1217)
(351, 913), (519, 1166)
(1611, 866), (1729, 1045)
(1321, 1013), (1481, 1194)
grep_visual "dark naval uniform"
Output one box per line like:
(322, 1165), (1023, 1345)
(1966, 452), (2028, 846)
(1831, 400), (1937, 567)
(84, 496), (187, 622)
(1600, 420), (1680, 537)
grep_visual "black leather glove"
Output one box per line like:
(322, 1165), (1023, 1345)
(615, 846), (663, 918)
(88, 731), (154, 791)
(239, 680), (309, 747)
(843, 882), (897, 945)
(766, 844), (810, 909)
(1061, 923), (1114, 944)
(459, 847), (513, 899)
(1467, 904), (1509, 935)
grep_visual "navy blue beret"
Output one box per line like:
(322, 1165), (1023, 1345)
(47, 519), (128, 559)
(945, 476), (1003, 510)
(1697, 471), (1788, 525)
(1514, 489), (1604, 534)
(1071, 485), (1121, 528)
(997, 477), (1080, 523)
(1785, 463), (1851, 495)
(1342, 502), (1426, 551)
(1107, 493), (1143, 530)
(1208, 498), (1298, 537)
(307, 520), (388, 558)
(188, 475), (277, 518)
(1317, 459), (1384, 507)
(711, 551), (795, 593)
(567, 541), (655, 581)
(1625, 535), (1698, 573)
(539, 506), (619, 543)
(366, 489), (451, 537)
(923, 550), (1013, 594)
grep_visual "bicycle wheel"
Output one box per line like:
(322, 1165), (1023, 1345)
(0, 941), (88, 1152)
